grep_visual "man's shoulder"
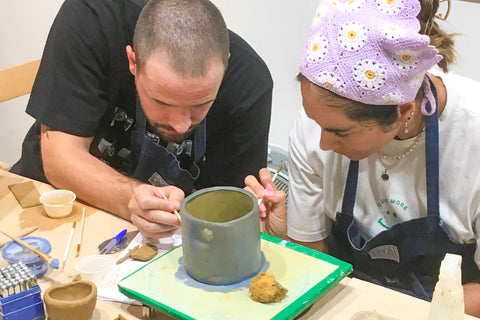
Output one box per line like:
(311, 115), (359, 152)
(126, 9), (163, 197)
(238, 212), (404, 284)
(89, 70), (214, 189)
(228, 30), (272, 79)
(58, 0), (142, 28)
(219, 30), (273, 104)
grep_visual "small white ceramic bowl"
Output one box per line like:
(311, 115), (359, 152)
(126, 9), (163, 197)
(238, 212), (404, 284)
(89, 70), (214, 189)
(39, 189), (76, 218)
(75, 255), (116, 288)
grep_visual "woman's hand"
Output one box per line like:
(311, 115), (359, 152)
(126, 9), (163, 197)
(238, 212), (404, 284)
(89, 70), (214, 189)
(244, 168), (287, 239)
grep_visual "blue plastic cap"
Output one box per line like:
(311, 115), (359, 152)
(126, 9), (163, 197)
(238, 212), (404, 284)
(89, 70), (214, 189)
(114, 229), (128, 242)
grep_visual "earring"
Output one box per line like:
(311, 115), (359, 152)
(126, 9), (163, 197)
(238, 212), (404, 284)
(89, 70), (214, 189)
(404, 111), (414, 134)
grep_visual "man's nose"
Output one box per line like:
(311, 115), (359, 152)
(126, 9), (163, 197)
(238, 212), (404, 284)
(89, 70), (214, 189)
(169, 109), (192, 134)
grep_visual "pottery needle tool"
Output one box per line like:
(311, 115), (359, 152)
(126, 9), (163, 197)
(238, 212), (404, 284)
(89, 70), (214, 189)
(0, 226), (38, 248)
(148, 172), (181, 222)
(61, 221), (76, 272)
(0, 229), (60, 269)
(155, 188), (182, 223)
(258, 164), (283, 206)
(76, 207), (86, 257)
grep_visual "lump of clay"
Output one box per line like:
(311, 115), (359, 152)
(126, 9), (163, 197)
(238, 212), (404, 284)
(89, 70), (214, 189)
(131, 243), (158, 261)
(249, 272), (288, 303)
(43, 280), (97, 320)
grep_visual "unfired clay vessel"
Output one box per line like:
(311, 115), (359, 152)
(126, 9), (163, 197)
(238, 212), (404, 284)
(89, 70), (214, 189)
(43, 280), (97, 320)
(180, 186), (261, 285)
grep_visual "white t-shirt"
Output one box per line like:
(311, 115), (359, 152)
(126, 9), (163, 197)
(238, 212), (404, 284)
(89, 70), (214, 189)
(287, 72), (480, 267)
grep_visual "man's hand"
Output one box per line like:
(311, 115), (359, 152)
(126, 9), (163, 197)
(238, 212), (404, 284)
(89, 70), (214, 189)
(129, 184), (184, 239)
(244, 168), (287, 239)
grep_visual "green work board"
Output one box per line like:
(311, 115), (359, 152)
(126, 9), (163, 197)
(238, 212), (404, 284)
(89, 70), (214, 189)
(118, 233), (352, 320)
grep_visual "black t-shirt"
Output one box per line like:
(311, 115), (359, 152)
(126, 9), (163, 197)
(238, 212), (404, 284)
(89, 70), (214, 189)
(11, 0), (273, 190)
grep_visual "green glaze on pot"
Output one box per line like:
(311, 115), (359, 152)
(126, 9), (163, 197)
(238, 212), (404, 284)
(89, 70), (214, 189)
(180, 186), (261, 285)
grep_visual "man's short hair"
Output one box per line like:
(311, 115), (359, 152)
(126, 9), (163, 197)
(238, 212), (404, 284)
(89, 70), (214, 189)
(133, 0), (230, 77)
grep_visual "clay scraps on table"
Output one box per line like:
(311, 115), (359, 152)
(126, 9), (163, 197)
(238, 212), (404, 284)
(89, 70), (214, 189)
(131, 243), (158, 261)
(116, 243), (158, 265)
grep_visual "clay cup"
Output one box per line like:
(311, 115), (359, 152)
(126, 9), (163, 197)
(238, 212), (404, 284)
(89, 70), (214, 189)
(43, 280), (97, 320)
(180, 186), (262, 285)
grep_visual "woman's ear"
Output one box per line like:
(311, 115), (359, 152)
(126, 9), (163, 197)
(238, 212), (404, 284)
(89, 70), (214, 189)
(126, 45), (136, 76)
(397, 101), (416, 122)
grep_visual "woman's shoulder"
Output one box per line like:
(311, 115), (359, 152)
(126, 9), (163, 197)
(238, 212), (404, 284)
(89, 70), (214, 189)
(432, 70), (480, 118)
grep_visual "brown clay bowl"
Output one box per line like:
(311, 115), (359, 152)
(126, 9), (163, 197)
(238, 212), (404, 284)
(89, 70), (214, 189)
(44, 280), (97, 320)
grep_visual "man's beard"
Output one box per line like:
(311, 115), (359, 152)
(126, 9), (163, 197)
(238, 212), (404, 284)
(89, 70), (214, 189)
(152, 123), (199, 143)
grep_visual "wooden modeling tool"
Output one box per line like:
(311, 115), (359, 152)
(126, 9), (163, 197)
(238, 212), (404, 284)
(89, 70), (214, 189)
(0, 229), (59, 269)
(116, 245), (140, 265)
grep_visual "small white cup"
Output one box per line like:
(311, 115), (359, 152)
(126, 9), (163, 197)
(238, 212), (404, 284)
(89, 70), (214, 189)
(75, 255), (116, 288)
(39, 189), (76, 218)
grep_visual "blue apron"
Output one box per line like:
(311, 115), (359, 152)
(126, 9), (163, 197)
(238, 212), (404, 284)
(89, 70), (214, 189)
(328, 82), (480, 301)
(129, 99), (206, 195)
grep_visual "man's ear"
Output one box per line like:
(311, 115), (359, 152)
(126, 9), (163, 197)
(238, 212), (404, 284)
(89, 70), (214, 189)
(126, 45), (136, 76)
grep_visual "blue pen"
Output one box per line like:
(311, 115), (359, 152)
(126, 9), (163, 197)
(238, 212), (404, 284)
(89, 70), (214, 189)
(100, 229), (127, 254)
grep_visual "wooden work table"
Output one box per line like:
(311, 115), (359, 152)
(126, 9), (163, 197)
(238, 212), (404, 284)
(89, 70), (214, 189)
(0, 169), (478, 320)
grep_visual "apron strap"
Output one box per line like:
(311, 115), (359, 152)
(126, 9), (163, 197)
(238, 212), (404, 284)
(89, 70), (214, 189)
(341, 160), (359, 214)
(424, 79), (440, 217)
(135, 98), (147, 132)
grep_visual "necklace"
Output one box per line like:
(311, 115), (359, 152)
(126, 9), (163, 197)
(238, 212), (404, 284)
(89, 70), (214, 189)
(377, 125), (425, 181)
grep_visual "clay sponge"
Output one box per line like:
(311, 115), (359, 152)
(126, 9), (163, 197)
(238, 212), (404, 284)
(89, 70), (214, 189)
(249, 272), (288, 303)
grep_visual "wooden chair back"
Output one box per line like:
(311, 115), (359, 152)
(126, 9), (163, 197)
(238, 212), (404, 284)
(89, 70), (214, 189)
(0, 59), (40, 103)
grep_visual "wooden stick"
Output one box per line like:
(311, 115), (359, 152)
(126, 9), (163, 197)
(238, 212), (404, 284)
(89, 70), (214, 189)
(61, 221), (76, 272)
(76, 207), (86, 257)
(116, 245), (140, 265)
(0, 226), (38, 248)
(155, 188), (182, 222)
(0, 229), (59, 269)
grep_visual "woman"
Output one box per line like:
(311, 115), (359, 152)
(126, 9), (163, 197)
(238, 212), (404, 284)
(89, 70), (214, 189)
(245, 0), (480, 315)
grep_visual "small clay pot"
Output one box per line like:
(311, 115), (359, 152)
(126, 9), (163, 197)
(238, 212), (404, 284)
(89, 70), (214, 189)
(44, 280), (97, 320)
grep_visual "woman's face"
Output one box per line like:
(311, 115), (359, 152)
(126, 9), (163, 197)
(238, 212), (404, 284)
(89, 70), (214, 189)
(301, 80), (399, 160)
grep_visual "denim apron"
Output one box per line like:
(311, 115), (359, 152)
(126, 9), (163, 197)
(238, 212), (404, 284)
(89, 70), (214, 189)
(328, 84), (480, 301)
(129, 99), (206, 195)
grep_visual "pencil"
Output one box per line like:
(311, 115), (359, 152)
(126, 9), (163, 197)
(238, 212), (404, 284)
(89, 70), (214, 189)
(76, 207), (86, 257)
(61, 221), (76, 272)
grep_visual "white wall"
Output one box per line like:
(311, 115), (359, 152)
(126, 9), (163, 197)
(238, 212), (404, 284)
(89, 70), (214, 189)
(1, 0), (479, 166)
(0, 0), (65, 166)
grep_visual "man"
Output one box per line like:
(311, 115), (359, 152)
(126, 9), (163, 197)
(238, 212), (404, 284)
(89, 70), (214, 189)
(11, 0), (272, 239)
